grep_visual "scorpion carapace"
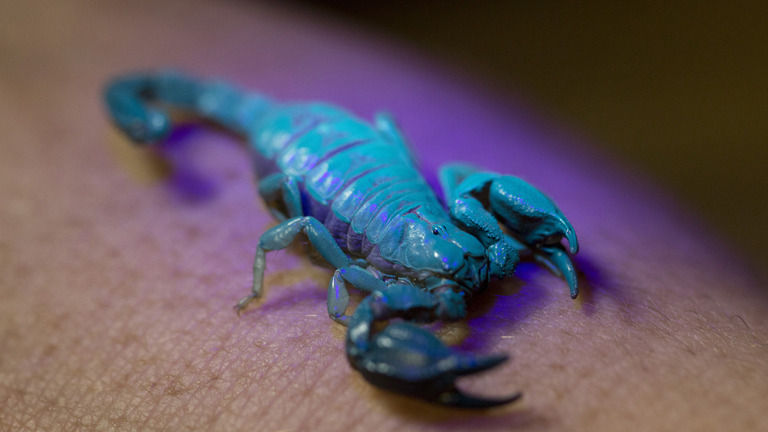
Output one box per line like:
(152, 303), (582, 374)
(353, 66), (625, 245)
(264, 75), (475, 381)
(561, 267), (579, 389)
(104, 70), (579, 408)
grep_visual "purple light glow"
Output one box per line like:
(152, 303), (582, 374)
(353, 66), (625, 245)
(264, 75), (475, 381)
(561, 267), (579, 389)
(5, 0), (767, 429)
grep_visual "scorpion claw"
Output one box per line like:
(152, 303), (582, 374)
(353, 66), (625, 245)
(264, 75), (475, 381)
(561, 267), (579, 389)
(439, 165), (579, 297)
(351, 321), (520, 409)
(506, 234), (578, 298)
(438, 387), (523, 409)
(486, 175), (579, 297)
(534, 244), (579, 299)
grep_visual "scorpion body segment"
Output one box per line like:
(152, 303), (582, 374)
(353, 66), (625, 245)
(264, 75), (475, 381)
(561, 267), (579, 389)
(104, 70), (579, 408)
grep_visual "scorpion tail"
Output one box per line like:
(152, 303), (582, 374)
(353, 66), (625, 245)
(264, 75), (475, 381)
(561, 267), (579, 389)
(103, 70), (272, 144)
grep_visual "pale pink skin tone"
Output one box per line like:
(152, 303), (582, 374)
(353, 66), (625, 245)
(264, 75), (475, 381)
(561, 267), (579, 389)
(1, 1), (767, 431)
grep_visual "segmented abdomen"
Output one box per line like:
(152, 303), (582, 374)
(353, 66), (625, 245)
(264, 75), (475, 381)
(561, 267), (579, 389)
(249, 103), (446, 256)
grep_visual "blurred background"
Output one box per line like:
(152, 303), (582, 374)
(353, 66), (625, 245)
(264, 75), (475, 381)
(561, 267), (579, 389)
(289, 0), (767, 275)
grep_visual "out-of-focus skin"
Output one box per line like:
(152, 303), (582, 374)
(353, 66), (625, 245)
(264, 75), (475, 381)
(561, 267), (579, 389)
(0, 1), (766, 431)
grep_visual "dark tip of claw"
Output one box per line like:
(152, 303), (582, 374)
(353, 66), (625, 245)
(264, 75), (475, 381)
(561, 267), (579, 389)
(234, 295), (259, 316)
(569, 277), (579, 300)
(234, 304), (246, 317)
(438, 388), (523, 409)
(438, 354), (521, 408)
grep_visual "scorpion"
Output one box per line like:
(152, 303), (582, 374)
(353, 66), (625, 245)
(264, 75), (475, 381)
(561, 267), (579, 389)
(104, 70), (579, 408)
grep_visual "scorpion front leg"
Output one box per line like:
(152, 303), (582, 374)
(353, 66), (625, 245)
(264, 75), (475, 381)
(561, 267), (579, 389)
(235, 214), (379, 323)
(327, 265), (388, 325)
(235, 216), (352, 313)
(346, 284), (521, 408)
(257, 173), (304, 221)
(440, 164), (579, 298)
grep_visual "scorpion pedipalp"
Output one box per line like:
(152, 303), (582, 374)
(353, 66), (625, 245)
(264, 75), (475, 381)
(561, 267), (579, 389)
(347, 286), (520, 408)
(440, 164), (580, 298)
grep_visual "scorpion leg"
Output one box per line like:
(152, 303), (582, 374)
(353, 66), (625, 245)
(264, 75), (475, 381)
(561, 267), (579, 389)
(347, 284), (521, 408)
(257, 173), (303, 221)
(328, 265), (387, 326)
(439, 163), (580, 298)
(235, 216), (350, 313)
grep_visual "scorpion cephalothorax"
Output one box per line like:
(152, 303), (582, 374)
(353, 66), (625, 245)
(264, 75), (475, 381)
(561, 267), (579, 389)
(104, 70), (579, 408)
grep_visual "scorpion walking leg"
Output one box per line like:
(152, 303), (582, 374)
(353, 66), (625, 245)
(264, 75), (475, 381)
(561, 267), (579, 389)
(327, 266), (387, 326)
(235, 216), (350, 313)
(346, 284), (521, 408)
(257, 173), (303, 221)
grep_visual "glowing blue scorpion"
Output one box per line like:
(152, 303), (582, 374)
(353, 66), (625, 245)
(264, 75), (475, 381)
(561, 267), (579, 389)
(104, 71), (579, 408)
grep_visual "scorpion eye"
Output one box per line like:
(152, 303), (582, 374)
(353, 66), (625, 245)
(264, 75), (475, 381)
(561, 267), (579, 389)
(432, 225), (447, 236)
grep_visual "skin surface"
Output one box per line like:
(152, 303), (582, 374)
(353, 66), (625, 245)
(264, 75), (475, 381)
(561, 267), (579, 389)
(1, 1), (767, 431)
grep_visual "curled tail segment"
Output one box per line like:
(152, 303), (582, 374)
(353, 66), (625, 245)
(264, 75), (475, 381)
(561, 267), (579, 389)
(104, 70), (272, 144)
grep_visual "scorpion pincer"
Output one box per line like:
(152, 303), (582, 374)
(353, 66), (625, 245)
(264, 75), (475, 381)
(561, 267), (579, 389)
(104, 70), (579, 408)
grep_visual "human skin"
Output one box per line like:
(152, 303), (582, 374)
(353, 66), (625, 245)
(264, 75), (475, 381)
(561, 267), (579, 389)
(1, 1), (767, 431)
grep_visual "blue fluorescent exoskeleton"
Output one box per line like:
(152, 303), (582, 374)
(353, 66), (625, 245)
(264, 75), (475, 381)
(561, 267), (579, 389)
(104, 70), (579, 408)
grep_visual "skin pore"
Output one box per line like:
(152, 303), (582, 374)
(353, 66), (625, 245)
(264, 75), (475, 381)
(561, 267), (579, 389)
(1, 1), (767, 431)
